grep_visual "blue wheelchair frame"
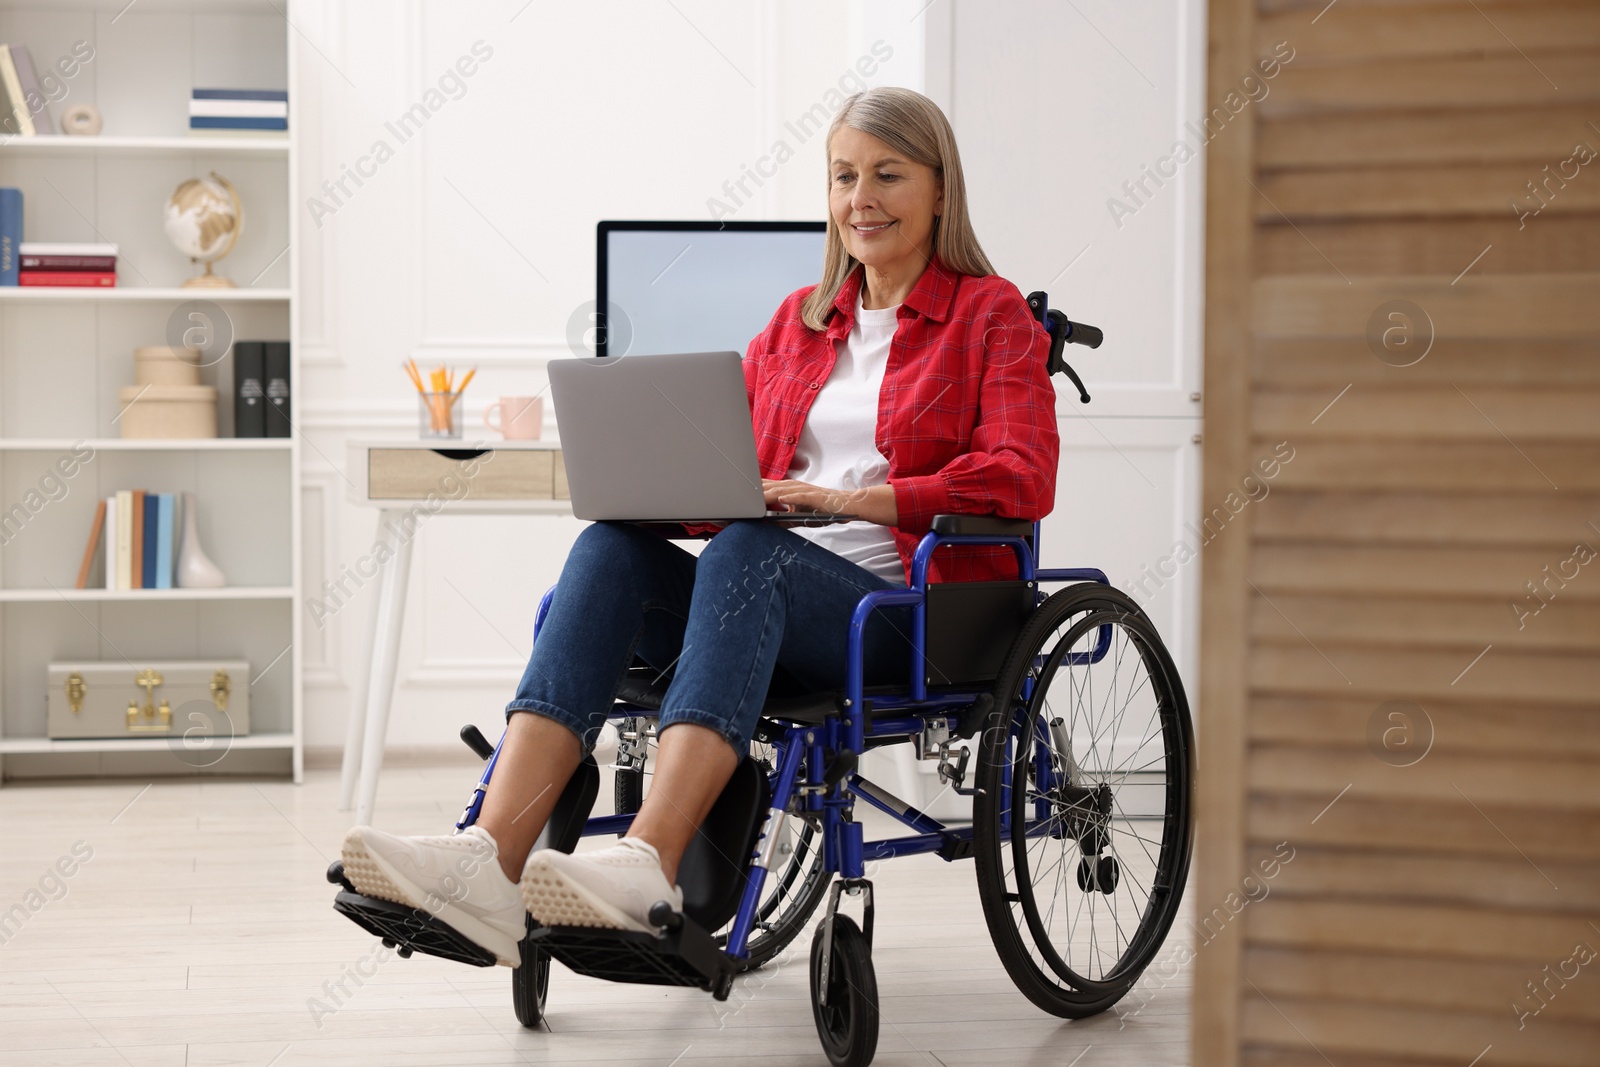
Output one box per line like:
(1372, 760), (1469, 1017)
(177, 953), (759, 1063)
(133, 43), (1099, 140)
(451, 519), (1113, 964)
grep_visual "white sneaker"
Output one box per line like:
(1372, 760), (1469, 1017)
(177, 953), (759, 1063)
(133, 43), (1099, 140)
(520, 837), (683, 933)
(340, 824), (526, 966)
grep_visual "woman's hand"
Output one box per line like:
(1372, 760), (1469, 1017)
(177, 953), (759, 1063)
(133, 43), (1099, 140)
(762, 479), (899, 527)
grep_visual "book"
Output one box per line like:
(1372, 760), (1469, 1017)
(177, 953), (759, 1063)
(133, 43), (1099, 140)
(189, 116), (287, 131)
(130, 490), (145, 590)
(189, 99), (287, 119)
(75, 499), (106, 589)
(21, 255), (116, 271)
(141, 491), (159, 590)
(10, 47), (50, 133)
(10, 47), (51, 134)
(103, 495), (116, 590)
(0, 188), (19, 286)
(114, 490), (132, 591)
(264, 342), (291, 438)
(19, 271), (115, 287)
(155, 494), (174, 590)
(0, 46), (33, 136)
(233, 341), (265, 438)
(19, 242), (116, 256)
(193, 88), (288, 101)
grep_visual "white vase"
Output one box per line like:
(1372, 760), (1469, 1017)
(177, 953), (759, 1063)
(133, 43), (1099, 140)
(177, 491), (226, 588)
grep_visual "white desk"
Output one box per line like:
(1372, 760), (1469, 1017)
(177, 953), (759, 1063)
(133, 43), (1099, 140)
(338, 439), (571, 825)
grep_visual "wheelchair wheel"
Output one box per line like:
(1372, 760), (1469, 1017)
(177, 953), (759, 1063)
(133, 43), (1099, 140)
(809, 915), (878, 1067)
(973, 582), (1194, 1018)
(511, 931), (551, 1029)
(614, 716), (646, 819)
(614, 766), (644, 818)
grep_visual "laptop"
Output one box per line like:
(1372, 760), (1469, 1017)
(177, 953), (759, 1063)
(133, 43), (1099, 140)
(547, 350), (855, 524)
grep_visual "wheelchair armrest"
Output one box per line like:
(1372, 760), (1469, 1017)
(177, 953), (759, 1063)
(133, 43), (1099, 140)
(929, 514), (1035, 538)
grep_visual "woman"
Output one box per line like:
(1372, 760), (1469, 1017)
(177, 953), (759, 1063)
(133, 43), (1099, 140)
(341, 86), (1060, 966)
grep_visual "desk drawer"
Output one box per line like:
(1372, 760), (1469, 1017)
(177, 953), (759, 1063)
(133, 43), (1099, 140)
(367, 448), (569, 501)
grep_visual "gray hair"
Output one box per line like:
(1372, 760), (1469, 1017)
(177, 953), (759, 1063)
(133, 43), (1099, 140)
(801, 87), (994, 331)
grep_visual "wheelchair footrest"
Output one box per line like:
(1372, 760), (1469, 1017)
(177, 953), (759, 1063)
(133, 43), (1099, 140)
(528, 914), (737, 998)
(331, 888), (499, 969)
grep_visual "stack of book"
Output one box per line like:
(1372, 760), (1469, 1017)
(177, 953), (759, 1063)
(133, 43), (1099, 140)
(18, 242), (117, 287)
(75, 491), (188, 591)
(0, 44), (56, 136)
(189, 89), (287, 136)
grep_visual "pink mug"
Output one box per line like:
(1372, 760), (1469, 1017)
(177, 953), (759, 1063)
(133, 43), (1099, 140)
(484, 396), (543, 440)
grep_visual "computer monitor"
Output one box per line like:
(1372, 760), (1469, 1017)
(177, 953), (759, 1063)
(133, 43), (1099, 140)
(595, 220), (827, 358)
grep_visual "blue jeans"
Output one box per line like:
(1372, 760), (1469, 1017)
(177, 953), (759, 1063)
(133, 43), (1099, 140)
(506, 521), (913, 753)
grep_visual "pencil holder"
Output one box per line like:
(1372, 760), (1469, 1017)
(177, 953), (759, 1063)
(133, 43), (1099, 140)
(419, 392), (462, 439)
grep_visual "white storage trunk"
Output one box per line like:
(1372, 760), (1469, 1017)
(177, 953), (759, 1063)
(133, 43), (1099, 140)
(46, 659), (250, 740)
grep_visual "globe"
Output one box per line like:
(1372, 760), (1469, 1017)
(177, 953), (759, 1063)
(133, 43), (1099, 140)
(163, 172), (243, 288)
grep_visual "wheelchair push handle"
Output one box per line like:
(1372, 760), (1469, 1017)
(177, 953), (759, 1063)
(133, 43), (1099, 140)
(1025, 290), (1102, 405)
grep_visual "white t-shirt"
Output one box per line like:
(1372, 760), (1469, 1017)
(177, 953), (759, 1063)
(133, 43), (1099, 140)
(783, 292), (905, 585)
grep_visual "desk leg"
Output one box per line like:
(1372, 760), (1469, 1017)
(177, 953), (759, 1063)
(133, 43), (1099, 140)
(338, 511), (400, 811)
(354, 510), (418, 826)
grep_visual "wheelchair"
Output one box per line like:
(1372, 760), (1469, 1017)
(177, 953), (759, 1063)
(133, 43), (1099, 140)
(328, 293), (1194, 1067)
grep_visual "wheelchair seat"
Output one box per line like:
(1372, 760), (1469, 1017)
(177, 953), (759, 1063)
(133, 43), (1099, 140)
(615, 665), (871, 726)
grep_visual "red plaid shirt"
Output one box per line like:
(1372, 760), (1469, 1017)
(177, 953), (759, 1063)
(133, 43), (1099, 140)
(744, 257), (1059, 584)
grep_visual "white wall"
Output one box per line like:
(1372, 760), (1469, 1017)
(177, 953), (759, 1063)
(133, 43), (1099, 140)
(294, 0), (1203, 758)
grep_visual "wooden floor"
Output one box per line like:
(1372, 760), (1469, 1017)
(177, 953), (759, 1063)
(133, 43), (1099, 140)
(0, 767), (1192, 1066)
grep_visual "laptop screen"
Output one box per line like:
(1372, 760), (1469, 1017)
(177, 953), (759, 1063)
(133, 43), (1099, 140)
(596, 221), (826, 358)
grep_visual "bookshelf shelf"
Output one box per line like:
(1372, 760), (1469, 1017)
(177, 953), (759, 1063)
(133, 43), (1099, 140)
(0, 135), (289, 155)
(0, 287), (290, 302)
(0, 586), (294, 603)
(0, 732), (295, 755)
(0, 438), (293, 451)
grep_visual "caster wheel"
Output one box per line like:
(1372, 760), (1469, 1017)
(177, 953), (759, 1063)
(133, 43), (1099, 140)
(1096, 855), (1120, 894)
(512, 937), (551, 1029)
(1075, 855), (1120, 894)
(809, 915), (878, 1067)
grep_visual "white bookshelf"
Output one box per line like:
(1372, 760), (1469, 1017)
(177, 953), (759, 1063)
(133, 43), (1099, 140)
(0, 1), (301, 782)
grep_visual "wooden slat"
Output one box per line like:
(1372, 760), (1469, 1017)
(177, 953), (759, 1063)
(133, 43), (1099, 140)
(1258, 214), (1600, 276)
(1241, 994), (1599, 1067)
(1255, 386), (1600, 441)
(1267, 440), (1600, 491)
(1250, 643), (1598, 704)
(1247, 692), (1600, 755)
(1249, 594), (1600, 654)
(1243, 843), (1600, 912)
(1245, 946), (1600, 1023)
(1195, 0), (1261, 1059)
(1245, 898), (1593, 963)
(1259, 105), (1600, 168)
(1251, 491), (1600, 546)
(1252, 543), (1600, 601)
(1264, 53), (1600, 115)
(1253, 338), (1600, 387)
(1258, 163), (1600, 221)
(1259, 2), (1600, 64)
(1244, 1052), (1500, 1067)
(1253, 273), (1600, 339)
(1248, 793), (1600, 862)
(1248, 742), (1600, 809)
